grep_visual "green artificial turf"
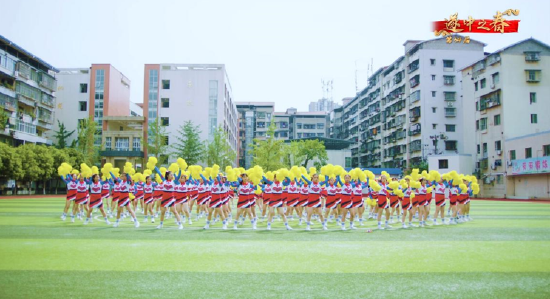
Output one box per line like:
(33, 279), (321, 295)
(0, 198), (549, 298)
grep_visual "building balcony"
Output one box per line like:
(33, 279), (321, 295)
(101, 149), (145, 157)
(0, 93), (17, 112)
(0, 55), (16, 77)
(0, 85), (16, 98)
(445, 108), (456, 117)
(17, 94), (36, 108)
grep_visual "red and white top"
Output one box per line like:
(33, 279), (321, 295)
(286, 183), (299, 194)
(143, 183), (154, 194)
(271, 182), (284, 194)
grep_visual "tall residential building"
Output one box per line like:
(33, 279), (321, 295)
(144, 64), (238, 164)
(0, 34), (58, 145)
(342, 37), (485, 169)
(287, 109), (329, 139)
(308, 98), (341, 112)
(54, 65), (131, 146)
(461, 38), (550, 199)
(236, 102), (274, 168)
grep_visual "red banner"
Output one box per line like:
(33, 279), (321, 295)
(433, 19), (520, 34)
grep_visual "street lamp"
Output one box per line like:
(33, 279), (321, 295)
(430, 133), (448, 155)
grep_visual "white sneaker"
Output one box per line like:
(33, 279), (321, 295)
(188, 219), (192, 225)
(71, 217), (75, 223)
(267, 224), (271, 230)
(322, 225), (328, 231)
(157, 224), (163, 229)
(341, 225), (346, 231)
(151, 218), (155, 223)
(113, 222), (119, 228)
(61, 215), (66, 221)
(409, 223), (418, 227)
(286, 225), (293, 231)
(385, 224), (392, 229)
(222, 223), (227, 230)
(84, 219), (89, 225)
(105, 220), (111, 225)
(306, 225), (311, 231)
(350, 225), (357, 230)
(178, 224), (183, 230)
(233, 225), (238, 230)
(134, 221), (140, 228)
(402, 224), (408, 229)
(378, 225), (384, 230)
(252, 222), (257, 230)
(203, 224), (209, 229)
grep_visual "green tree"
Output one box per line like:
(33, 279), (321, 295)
(16, 144), (54, 194)
(61, 147), (85, 169)
(294, 139), (328, 169)
(172, 121), (203, 165)
(0, 110), (10, 131)
(405, 160), (429, 174)
(146, 119), (169, 165)
(0, 142), (23, 180)
(53, 120), (75, 149)
(249, 121), (286, 171)
(204, 126), (236, 169)
(76, 117), (100, 165)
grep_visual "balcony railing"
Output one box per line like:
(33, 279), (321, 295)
(0, 54), (16, 76)
(15, 119), (37, 135)
(39, 72), (57, 92)
(16, 61), (31, 80)
(0, 93), (17, 112)
(445, 108), (456, 117)
(101, 150), (145, 157)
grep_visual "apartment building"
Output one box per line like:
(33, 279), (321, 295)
(101, 116), (145, 170)
(54, 64), (131, 146)
(461, 38), (550, 199)
(341, 37), (485, 169)
(0, 34), (57, 145)
(144, 64), (238, 164)
(287, 108), (329, 139)
(236, 102), (274, 168)
(308, 98), (341, 112)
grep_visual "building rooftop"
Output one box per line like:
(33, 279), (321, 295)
(236, 102), (275, 107)
(0, 34), (59, 72)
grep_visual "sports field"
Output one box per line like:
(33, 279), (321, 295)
(0, 197), (549, 298)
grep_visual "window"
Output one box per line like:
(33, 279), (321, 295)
(492, 72), (499, 85)
(496, 174), (503, 184)
(443, 75), (455, 85)
(480, 118), (487, 130)
(445, 140), (457, 151)
(530, 92), (536, 104)
(495, 140), (502, 151)
(257, 112), (266, 119)
(161, 98), (169, 108)
(133, 137), (141, 150)
(161, 117), (169, 126)
(162, 80), (170, 89)
(525, 52), (541, 61)
(475, 82), (478, 91)
(79, 101), (87, 111)
(480, 78), (486, 89)
(105, 137), (111, 149)
(439, 159), (449, 169)
(510, 150), (516, 160)
(477, 144), (480, 154)
(476, 120), (479, 130)
(543, 145), (550, 157)
(483, 143), (488, 155)
(525, 148), (532, 159)
(431, 91), (436, 97)
(444, 92), (456, 101)
(476, 101), (479, 111)
(256, 122), (266, 128)
(531, 114), (538, 124)
(443, 60), (454, 69)
(304, 124), (316, 129)
(431, 75), (436, 80)
(297, 133), (302, 138)
(164, 136), (169, 145)
(317, 133), (324, 137)
(345, 157), (352, 168)
(296, 123), (302, 129)
(430, 59), (435, 65)
(526, 70), (541, 82)
(432, 107), (436, 113)
(432, 124), (437, 129)
(317, 123), (324, 129)
(446, 124), (456, 132)
(80, 83), (87, 93)
(115, 137), (129, 151)
(494, 114), (501, 126)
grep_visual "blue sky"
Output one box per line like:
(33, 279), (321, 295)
(1, 0), (548, 111)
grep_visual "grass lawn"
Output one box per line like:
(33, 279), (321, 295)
(0, 198), (549, 298)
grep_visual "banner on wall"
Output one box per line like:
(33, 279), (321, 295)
(511, 157), (550, 175)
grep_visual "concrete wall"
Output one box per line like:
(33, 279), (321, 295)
(428, 154), (473, 175)
(105, 65), (131, 117)
(506, 174), (550, 199)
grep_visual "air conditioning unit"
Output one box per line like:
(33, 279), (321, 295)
(491, 163), (496, 170)
(490, 84), (495, 89)
(507, 160), (512, 166)
(496, 150), (502, 156)
(447, 102), (454, 107)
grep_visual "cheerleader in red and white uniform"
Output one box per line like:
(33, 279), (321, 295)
(263, 175), (292, 230)
(432, 179), (448, 225)
(387, 181), (400, 224)
(174, 172), (192, 225)
(297, 180), (309, 225)
(196, 177), (211, 220)
(110, 181), (120, 217)
(154, 179), (164, 217)
(302, 174), (327, 231)
(203, 175), (228, 230)
(188, 179), (198, 217)
(134, 180), (144, 213)
(323, 177), (340, 224)
(74, 174), (90, 222)
(84, 174), (111, 225)
(154, 170), (183, 229)
(337, 175), (353, 230)
(262, 181), (272, 221)
(285, 179), (300, 220)
(232, 173), (256, 229)
(60, 174), (77, 221)
(401, 179), (413, 228)
(449, 181), (459, 224)
(417, 179), (428, 227)
(352, 180), (368, 226)
(376, 175), (391, 230)
(142, 176), (156, 223)
(101, 178), (113, 217)
(111, 172), (139, 228)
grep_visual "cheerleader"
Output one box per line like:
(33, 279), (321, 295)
(376, 175), (391, 230)
(232, 173), (255, 229)
(196, 176), (211, 220)
(101, 178), (113, 217)
(202, 174), (228, 230)
(134, 180), (144, 212)
(174, 172), (192, 225)
(337, 175), (354, 230)
(424, 179), (433, 222)
(401, 179), (413, 228)
(456, 179), (469, 223)
(352, 179), (368, 226)
(285, 179), (300, 220)
(417, 179), (428, 227)
(110, 172), (140, 228)
(110, 180), (120, 216)
(84, 174), (111, 225)
(297, 180), (308, 225)
(154, 170), (183, 229)
(449, 181), (459, 224)
(301, 174), (327, 231)
(263, 175), (292, 231)
(262, 181), (272, 221)
(143, 175), (156, 223)
(60, 174), (77, 221)
(74, 174), (90, 222)
(464, 181), (473, 221)
(188, 179), (198, 217)
(323, 177), (341, 223)
(432, 179), (448, 225)
(387, 181), (400, 224)
(220, 176), (232, 222)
